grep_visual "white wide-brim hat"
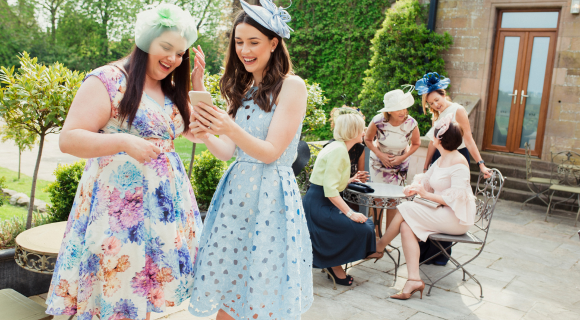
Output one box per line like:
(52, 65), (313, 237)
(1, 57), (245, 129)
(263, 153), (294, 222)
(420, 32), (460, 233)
(378, 89), (414, 113)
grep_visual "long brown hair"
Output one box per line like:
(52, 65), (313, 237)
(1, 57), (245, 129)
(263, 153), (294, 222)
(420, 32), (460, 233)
(421, 89), (452, 121)
(220, 11), (293, 118)
(116, 46), (191, 132)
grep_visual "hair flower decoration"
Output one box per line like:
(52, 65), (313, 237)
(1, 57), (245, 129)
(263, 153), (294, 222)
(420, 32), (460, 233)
(134, 3), (198, 53)
(415, 72), (451, 96)
(241, 0), (294, 39)
(434, 113), (454, 139)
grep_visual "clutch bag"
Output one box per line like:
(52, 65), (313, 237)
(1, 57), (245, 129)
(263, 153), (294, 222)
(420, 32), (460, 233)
(413, 196), (443, 208)
(347, 182), (375, 193)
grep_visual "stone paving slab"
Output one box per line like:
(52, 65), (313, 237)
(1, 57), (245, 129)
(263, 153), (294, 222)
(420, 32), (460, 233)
(27, 199), (579, 320)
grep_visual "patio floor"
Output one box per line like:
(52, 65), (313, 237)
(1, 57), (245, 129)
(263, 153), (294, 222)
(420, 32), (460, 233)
(30, 199), (580, 320)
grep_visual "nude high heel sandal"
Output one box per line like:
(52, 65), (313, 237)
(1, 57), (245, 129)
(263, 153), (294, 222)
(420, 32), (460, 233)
(390, 279), (425, 300)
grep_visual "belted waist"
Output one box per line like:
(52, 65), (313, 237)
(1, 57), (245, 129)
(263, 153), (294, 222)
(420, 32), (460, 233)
(235, 158), (292, 168)
(145, 138), (175, 153)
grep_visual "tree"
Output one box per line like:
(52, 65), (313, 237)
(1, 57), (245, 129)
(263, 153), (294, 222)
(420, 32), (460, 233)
(359, 0), (453, 135)
(39, 0), (68, 44)
(0, 52), (84, 229)
(0, 125), (38, 180)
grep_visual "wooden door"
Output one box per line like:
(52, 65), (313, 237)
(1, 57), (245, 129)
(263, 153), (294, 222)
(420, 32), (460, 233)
(484, 10), (559, 156)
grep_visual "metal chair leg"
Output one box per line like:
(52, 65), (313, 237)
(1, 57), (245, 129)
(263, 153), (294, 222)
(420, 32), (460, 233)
(423, 240), (484, 298)
(545, 191), (555, 222)
(384, 244), (400, 286)
(575, 194), (580, 227)
(323, 269), (337, 290)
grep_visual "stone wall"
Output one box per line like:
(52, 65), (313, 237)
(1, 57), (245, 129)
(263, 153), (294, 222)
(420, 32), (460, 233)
(421, 0), (580, 160)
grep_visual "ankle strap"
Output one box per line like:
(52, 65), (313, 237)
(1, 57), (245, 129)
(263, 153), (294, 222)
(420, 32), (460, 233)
(407, 279), (423, 282)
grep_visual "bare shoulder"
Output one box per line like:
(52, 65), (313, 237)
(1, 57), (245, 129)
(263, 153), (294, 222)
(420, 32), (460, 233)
(281, 75), (306, 93)
(276, 75), (306, 109)
(451, 152), (469, 168)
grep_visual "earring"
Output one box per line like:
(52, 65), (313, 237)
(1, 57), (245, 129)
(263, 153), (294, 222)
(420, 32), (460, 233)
(271, 50), (274, 52)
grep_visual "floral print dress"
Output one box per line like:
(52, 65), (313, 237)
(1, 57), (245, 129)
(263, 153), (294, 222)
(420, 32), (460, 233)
(369, 114), (417, 185)
(46, 65), (203, 320)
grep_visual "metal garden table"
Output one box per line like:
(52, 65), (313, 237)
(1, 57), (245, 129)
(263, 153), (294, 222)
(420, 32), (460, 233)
(342, 182), (412, 284)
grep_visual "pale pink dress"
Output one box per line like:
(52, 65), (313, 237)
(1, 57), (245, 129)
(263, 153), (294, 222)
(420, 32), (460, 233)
(397, 161), (476, 242)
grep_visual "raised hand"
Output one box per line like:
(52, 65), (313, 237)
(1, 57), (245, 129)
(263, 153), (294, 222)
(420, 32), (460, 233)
(190, 45), (206, 91)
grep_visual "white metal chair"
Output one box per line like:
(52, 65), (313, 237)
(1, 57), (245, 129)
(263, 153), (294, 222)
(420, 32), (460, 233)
(522, 142), (553, 208)
(419, 169), (505, 298)
(544, 150), (580, 227)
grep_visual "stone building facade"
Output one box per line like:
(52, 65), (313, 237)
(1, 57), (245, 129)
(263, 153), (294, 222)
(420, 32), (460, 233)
(424, 0), (580, 160)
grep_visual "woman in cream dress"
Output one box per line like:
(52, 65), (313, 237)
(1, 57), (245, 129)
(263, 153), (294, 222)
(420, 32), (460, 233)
(372, 114), (476, 300)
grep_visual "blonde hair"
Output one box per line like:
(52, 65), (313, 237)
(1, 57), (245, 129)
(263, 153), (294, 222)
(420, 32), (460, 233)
(333, 113), (365, 142)
(421, 89), (452, 121)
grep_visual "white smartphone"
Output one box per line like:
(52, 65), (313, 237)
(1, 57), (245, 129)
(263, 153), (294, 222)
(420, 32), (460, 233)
(188, 91), (213, 107)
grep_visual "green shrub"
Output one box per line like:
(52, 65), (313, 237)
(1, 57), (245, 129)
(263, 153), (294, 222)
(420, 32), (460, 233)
(285, 0), (393, 140)
(359, 0), (453, 135)
(0, 176), (6, 207)
(203, 72), (328, 139)
(45, 160), (86, 222)
(0, 211), (52, 249)
(296, 143), (323, 195)
(186, 150), (227, 211)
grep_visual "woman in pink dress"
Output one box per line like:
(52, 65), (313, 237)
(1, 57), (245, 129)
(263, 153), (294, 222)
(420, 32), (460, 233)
(372, 114), (476, 300)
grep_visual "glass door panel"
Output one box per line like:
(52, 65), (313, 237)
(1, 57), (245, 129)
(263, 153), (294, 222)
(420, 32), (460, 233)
(519, 37), (550, 150)
(491, 36), (521, 147)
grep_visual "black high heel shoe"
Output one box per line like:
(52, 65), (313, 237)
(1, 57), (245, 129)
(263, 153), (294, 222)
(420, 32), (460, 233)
(326, 267), (353, 286)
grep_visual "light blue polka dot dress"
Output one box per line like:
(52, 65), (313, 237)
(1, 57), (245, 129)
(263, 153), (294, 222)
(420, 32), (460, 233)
(188, 88), (313, 319)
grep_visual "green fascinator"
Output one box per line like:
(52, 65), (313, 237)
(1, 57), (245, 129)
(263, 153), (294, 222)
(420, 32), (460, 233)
(134, 3), (198, 53)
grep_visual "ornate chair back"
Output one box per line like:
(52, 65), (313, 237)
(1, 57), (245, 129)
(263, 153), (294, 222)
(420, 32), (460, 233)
(550, 151), (580, 187)
(473, 168), (505, 245)
(524, 142), (533, 181)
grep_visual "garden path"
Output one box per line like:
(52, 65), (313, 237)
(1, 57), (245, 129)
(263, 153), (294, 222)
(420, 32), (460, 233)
(0, 131), (78, 182)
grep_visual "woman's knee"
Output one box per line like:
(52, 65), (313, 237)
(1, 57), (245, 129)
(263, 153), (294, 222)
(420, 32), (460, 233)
(400, 221), (412, 235)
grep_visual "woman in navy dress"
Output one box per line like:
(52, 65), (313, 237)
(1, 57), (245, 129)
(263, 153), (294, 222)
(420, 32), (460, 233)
(303, 109), (383, 286)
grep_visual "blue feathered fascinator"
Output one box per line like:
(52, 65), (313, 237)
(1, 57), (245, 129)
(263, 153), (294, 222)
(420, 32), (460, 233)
(240, 0), (293, 39)
(415, 72), (451, 96)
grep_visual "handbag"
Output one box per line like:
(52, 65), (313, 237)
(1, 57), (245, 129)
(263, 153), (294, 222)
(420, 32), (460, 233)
(347, 182), (375, 193)
(413, 196), (443, 208)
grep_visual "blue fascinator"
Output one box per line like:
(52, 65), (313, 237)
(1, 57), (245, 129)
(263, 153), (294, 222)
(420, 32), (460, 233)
(240, 0), (293, 39)
(415, 72), (451, 96)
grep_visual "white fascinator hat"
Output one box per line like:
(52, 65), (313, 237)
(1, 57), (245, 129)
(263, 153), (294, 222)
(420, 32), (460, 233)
(378, 86), (415, 113)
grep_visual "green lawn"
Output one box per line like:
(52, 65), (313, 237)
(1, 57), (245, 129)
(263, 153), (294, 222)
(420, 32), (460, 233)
(0, 204), (28, 221)
(174, 137), (235, 165)
(174, 137), (210, 162)
(0, 167), (52, 203)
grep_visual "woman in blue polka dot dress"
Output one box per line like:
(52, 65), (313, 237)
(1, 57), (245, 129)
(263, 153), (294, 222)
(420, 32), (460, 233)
(186, 1), (313, 320)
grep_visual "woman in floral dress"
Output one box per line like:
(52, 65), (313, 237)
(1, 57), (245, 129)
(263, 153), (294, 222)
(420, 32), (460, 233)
(365, 89), (421, 185)
(46, 4), (206, 320)
(365, 88), (421, 237)
(186, 1), (313, 319)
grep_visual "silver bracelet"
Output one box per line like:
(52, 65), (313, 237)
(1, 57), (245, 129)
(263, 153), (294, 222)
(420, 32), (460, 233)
(345, 209), (354, 218)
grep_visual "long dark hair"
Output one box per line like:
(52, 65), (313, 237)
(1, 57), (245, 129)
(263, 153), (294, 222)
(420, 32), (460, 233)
(116, 46), (191, 132)
(220, 11), (293, 118)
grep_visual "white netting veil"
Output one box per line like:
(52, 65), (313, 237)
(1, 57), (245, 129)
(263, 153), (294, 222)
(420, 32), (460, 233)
(134, 3), (198, 53)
